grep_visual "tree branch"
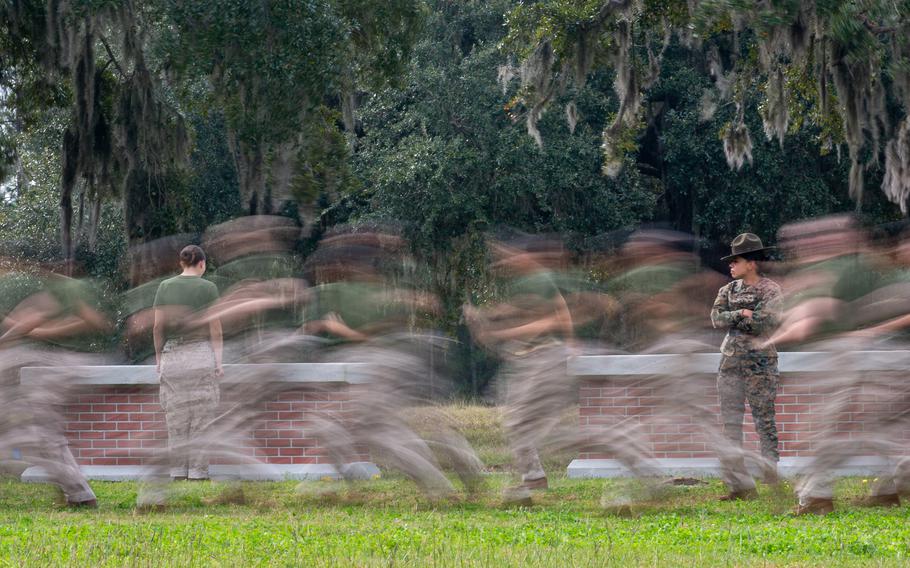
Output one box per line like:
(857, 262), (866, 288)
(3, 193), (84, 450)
(99, 35), (128, 79)
(859, 13), (897, 35)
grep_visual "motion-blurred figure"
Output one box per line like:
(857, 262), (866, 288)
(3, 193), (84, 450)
(303, 227), (483, 498)
(769, 216), (890, 515)
(0, 263), (112, 507)
(466, 232), (658, 507)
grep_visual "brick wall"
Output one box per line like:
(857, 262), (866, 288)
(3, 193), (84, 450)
(61, 384), (366, 466)
(579, 374), (910, 459)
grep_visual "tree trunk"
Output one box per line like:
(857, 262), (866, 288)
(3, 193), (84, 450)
(60, 188), (74, 266)
(227, 128), (268, 215)
(88, 196), (101, 251)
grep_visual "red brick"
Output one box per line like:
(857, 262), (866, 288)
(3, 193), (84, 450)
(67, 422), (91, 431)
(92, 440), (116, 448)
(142, 404), (163, 413)
(115, 458), (142, 466)
(129, 430), (156, 439)
(626, 406), (653, 416)
(267, 438), (290, 447)
(304, 448), (330, 456)
(129, 413), (157, 422)
(104, 413), (129, 421)
(118, 422), (141, 431)
(81, 449), (106, 457)
(129, 395), (156, 403)
(280, 448), (304, 456)
(91, 458), (118, 465)
(105, 395), (130, 403)
(277, 412), (305, 420)
(117, 404), (142, 412)
(291, 457), (318, 464)
(143, 421), (166, 430)
(255, 448), (279, 457)
(78, 395), (106, 404)
(268, 457), (293, 464)
(117, 440), (142, 448)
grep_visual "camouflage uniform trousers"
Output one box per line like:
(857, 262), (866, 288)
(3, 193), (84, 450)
(717, 353), (780, 490)
(309, 335), (483, 497)
(159, 340), (220, 479)
(502, 342), (657, 485)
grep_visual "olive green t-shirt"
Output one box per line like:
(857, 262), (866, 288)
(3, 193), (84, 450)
(306, 282), (406, 342)
(153, 275), (219, 341)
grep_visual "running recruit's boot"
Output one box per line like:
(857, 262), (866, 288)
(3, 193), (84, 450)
(794, 497), (834, 515)
(854, 493), (901, 508)
(521, 476), (548, 490)
(718, 488), (758, 502)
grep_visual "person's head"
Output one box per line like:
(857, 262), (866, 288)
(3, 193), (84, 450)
(727, 251), (765, 279)
(488, 230), (567, 274)
(622, 228), (694, 265)
(778, 214), (860, 262)
(721, 233), (772, 279)
(179, 245), (206, 273)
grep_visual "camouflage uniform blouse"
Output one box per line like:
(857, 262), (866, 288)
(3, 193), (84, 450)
(710, 278), (783, 359)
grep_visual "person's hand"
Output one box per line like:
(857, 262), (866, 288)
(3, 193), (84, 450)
(27, 328), (48, 341)
(215, 365), (224, 378)
(741, 309), (754, 318)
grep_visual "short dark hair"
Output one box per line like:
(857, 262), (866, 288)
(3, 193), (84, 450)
(179, 245), (206, 266)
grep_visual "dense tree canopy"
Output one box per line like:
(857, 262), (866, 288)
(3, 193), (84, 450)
(2, 0), (910, 392)
(503, 0), (910, 212)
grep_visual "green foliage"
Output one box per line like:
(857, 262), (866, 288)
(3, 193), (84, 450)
(348, 0), (656, 392)
(354, 0), (654, 259)
(179, 112), (244, 234)
(651, 45), (872, 245)
(503, 0), (910, 209)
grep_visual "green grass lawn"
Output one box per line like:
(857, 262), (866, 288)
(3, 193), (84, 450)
(2, 405), (908, 567)
(1, 476), (910, 567)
